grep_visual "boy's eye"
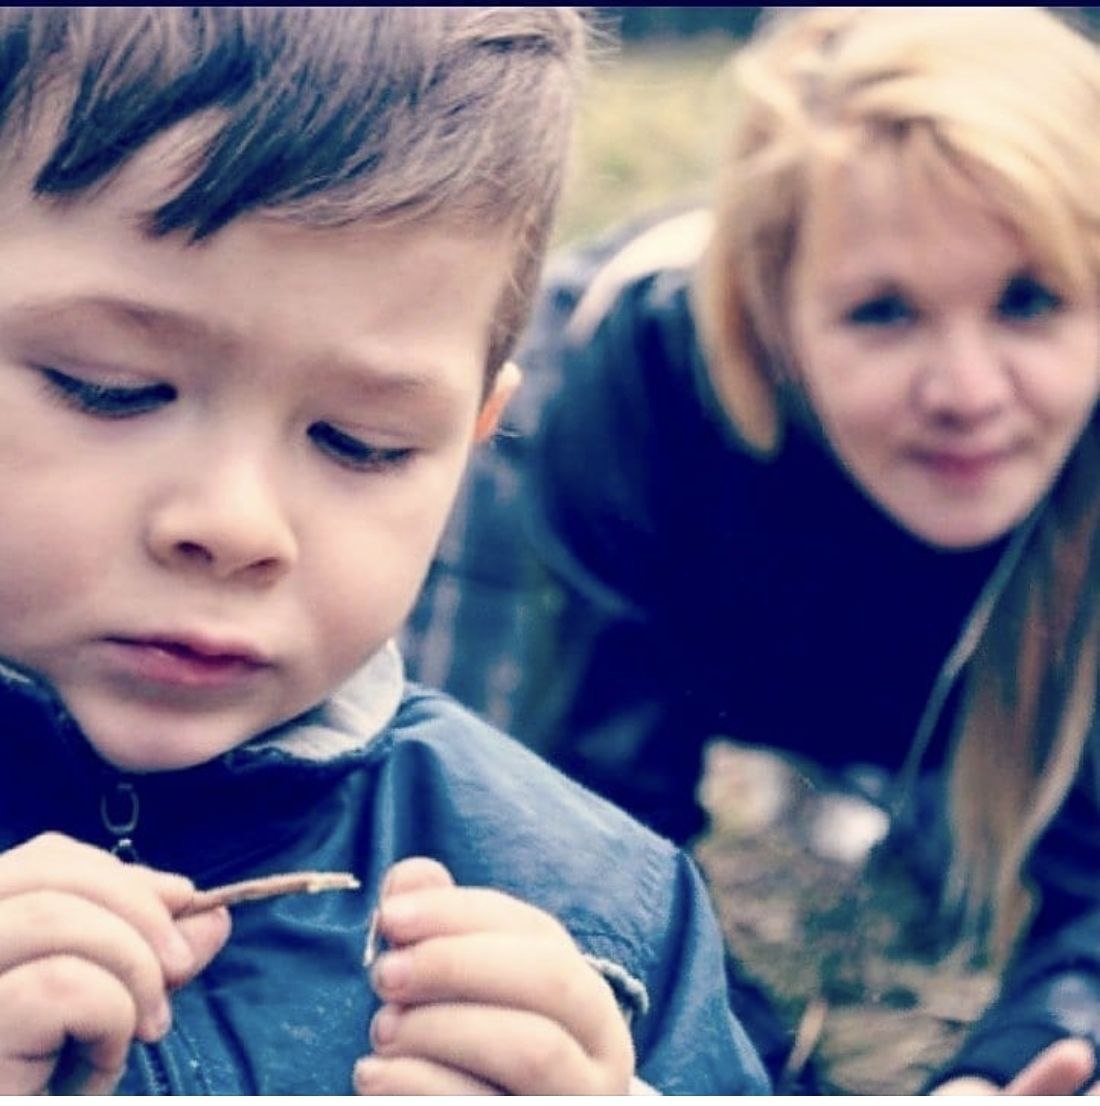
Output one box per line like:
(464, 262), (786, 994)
(997, 273), (1062, 321)
(40, 367), (175, 418)
(308, 421), (415, 473)
(844, 293), (916, 328)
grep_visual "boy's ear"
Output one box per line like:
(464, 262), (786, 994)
(474, 360), (522, 443)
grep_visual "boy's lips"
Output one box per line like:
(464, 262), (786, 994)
(99, 635), (272, 690)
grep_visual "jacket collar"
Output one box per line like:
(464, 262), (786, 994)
(1, 644), (405, 880)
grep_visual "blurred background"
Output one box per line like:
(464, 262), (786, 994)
(556, 6), (754, 243)
(548, 7), (1100, 1094)
(559, 6), (1100, 243)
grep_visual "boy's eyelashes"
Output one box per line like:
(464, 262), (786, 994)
(307, 421), (416, 474)
(39, 365), (176, 418)
(36, 365), (417, 475)
(842, 273), (1063, 330)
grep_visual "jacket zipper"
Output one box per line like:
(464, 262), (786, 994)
(98, 777), (178, 1094)
(99, 777), (141, 862)
(137, 1041), (174, 1095)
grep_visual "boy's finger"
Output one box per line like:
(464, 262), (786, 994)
(172, 907), (232, 987)
(381, 857), (455, 898)
(371, 931), (623, 1059)
(128, 866), (231, 987)
(0, 893), (171, 1042)
(126, 866), (198, 912)
(353, 1054), (501, 1096)
(376, 884), (565, 948)
(0, 840), (195, 978)
(369, 1000), (624, 1095)
(0, 956), (136, 1095)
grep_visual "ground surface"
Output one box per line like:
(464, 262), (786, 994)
(694, 741), (998, 1095)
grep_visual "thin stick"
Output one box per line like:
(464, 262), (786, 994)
(780, 996), (828, 1090)
(363, 907), (382, 968)
(177, 871), (360, 917)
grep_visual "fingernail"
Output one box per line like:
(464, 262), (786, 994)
(143, 998), (172, 1040)
(373, 951), (411, 995)
(379, 896), (414, 927)
(354, 1057), (383, 1091)
(370, 1006), (399, 1047)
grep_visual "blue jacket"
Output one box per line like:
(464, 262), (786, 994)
(0, 648), (769, 1095)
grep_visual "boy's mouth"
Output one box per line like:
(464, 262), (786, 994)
(100, 636), (271, 690)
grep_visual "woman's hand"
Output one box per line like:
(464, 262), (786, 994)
(353, 857), (635, 1095)
(0, 833), (230, 1094)
(932, 1037), (1099, 1096)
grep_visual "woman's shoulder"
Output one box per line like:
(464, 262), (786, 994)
(563, 205), (713, 350)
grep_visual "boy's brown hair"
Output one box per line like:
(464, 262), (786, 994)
(0, 6), (588, 382)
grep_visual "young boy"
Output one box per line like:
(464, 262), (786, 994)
(0, 7), (768, 1097)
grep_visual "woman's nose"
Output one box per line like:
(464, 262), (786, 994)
(917, 321), (1014, 425)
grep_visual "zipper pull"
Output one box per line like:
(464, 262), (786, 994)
(100, 779), (141, 862)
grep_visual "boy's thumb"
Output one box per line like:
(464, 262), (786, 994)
(381, 856), (454, 898)
(173, 906), (232, 986)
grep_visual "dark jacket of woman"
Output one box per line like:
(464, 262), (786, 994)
(511, 221), (1100, 1087)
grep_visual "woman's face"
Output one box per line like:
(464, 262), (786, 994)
(787, 155), (1100, 549)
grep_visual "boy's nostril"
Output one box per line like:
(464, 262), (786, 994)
(176, 540), (214, 564)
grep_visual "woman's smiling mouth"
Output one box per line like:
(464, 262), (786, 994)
(908, 444), (1022, 488)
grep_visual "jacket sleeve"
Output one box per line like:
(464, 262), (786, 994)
(515, 273), (720, 844)
(931, 728), (1100, 1087)
(633, 848), (771, 1094)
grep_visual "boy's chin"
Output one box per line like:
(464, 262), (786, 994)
(72, 709), (259, 775)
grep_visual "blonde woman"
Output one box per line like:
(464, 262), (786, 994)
(511, 6), (1100, 1094)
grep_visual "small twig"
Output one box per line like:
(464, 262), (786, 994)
(780, 996), (829, 1090)
(177, 871), (360, 917)
(363, 907), (382, 968)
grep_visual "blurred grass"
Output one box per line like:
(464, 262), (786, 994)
(555, 34), (744, 247)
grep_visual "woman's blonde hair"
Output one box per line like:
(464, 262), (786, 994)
(694, 6), (1100, 958)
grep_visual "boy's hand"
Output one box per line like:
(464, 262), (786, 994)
(353, 857), (635, 1095)
(0, 833), (230, 1095)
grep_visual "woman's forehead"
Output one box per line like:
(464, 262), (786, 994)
(798, 142), (1032, 275)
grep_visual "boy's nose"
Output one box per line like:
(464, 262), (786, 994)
(144, 457), (298, 585)
(916, 321), (1014, 426)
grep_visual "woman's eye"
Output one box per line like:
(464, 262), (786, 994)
(997, 274), (1062, 321)
(309, 421), (415, 473)
(39, 367), (175, 418)
(845, 293), (915, 328)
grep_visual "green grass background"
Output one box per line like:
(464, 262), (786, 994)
(555, 35), (743, 247)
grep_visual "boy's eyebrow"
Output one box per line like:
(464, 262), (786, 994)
(6, 293), (467, 400)
(8, 293), (225, 346)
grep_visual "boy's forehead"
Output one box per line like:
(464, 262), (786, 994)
(0, 102), (521, 403)
(0, 200), (514, 406)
